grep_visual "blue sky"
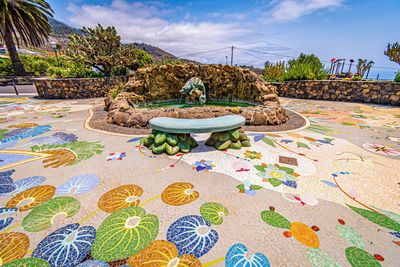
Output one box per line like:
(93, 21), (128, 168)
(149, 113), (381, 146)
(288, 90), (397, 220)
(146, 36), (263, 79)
(48, 0), (399, 79)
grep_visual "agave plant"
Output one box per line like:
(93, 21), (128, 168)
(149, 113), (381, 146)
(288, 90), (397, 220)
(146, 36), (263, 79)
(0, 0), (53, 76)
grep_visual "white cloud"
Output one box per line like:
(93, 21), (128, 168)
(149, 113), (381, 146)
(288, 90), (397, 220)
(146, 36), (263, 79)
(66, 0), (290, 66)
(264, 0), (343, 22)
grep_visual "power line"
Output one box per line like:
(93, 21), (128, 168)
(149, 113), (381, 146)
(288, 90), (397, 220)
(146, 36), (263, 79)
(235, 47), (296, 59)
(235, 47), (267, 61)
(236, 47), (399, 70)
(175, 45), (399, 72)
(176, 47), (231, 58)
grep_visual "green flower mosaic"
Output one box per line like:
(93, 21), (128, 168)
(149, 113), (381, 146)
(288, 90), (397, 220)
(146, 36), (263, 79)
(347, 204), (400, 232)
(22, 197), (80, 232)
(91, 206), (159, 262)
(336, 225), (365, 249)
(306, 248), (342, 267)
(200, 202), (229, 225)
(260, 210), (291, 229)
(345, 247), (381, 267)
(2, 258), (50, 267)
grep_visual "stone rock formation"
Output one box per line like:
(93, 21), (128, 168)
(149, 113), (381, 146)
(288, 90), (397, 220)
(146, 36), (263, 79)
(105, 63), (287, 128)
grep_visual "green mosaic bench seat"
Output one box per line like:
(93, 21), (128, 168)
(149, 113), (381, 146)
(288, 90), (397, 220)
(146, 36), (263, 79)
(149, 115), (246, 134)
(141, 115), (251, 155)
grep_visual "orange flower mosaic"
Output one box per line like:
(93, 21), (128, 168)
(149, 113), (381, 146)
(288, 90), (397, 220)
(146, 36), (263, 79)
(161, 182), (199, 206)
(290, 222), (320, 249)
(8, 123), (39, 128)
(6, 185), (56, 212)
(0, 232), (29, 265)
(98, 184), (143, 213)
(41, 149), (77, 168)
(127, 240), (201, 267)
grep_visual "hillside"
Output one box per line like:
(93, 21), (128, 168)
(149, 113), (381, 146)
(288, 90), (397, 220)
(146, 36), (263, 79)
(47, 18), (179, 61)
(49, 17), (81, 37)
(132, 43), (177, 61)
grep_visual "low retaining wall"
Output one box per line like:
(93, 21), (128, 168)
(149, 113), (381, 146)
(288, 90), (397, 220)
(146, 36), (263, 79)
(276, 80), (400, 106)
(34, 76), (128, 99)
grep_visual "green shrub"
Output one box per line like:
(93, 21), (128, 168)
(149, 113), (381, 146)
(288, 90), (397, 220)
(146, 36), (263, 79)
(263, 61), (285, 82)
(153, 59), (183, 66)
(109, 83), (126, 98)
(352, 75), (362, 81)
(47, 64), (104, 78)
(394, 73), (400, 83)
(133, 49), (154, 69)
(0, 58), (14, 75)
(111, 66), (128, 77)
(30, 60), (50, 75)
(283, 53), (328, 81)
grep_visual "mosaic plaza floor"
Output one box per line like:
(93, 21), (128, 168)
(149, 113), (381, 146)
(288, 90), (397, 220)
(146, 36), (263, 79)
(0, 96), (399, 267)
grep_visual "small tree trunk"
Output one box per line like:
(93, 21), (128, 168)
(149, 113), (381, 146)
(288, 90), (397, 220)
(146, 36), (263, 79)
(3, 27), (27, 76)
(104, 66), (112, 77)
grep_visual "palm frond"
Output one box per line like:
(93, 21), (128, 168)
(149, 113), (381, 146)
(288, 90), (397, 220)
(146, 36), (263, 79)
(0, 0), (53, 47)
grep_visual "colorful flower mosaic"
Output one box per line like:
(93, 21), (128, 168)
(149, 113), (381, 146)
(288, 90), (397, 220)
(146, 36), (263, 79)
(32, 223), (96, 267)
(98, 184), (143, 212)
(166, 215), (219, 258)
(362, 143), (400, 156)
(161, 182), (199, 206)
(0, 97), (399, 266)
(255, 163), (299, 188)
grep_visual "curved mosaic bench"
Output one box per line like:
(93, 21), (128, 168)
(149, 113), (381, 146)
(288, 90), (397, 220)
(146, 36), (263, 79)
(141, 115), (251, 155)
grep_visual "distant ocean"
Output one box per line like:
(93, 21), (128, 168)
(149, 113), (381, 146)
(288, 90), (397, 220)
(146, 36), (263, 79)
(367, 68), (398, 81)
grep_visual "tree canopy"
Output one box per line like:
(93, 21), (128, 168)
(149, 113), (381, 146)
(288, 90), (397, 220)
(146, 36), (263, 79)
(64, 24), (153, 77)
(384, 42), (400, 66)
(0, 0), (53, 75)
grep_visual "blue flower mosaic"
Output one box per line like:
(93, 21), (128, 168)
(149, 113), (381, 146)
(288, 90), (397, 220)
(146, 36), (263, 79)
(256, 164), (298, 188)
(192, 160), (213, 172)
(390, 232), (400, 238)
(5, 175), (46, 196)
(32, 223), (96, 267)
(77, 260), (109, 267)
(53, 132), (78, 143)
(1, 125), (51, 143)
(225, 243), (270, 267)
(0, 169), (16, 194)
(167, 215), (219, 258)
(127, 137), (142, 143)
(0, 139), (17, 150)
(56, 174), (100, 195)
(0, 207), (17, 231)
(31, 132), (78, 145)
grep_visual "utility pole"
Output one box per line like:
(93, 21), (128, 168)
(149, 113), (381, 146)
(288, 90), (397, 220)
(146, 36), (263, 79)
(230, 46), (234, 66)
(225, 56), (228, 65)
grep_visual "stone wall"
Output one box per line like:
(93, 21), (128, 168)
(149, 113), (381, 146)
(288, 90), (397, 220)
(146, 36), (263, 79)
(276, 80), (400, 105)
(106, 64), (288, 128)
(115, 63), (280, 103)
(34, 76), (128, 99)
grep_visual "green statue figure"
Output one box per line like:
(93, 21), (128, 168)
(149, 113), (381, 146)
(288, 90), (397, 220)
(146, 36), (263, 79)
(180, 77), (206, 105)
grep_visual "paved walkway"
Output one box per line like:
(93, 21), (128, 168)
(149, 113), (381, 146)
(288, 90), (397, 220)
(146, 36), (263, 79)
(0, 84), (37, 95)
(0, 96), (399, 267)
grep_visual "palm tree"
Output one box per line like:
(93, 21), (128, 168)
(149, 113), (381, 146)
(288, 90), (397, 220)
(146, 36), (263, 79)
(0, 0), (53, 76)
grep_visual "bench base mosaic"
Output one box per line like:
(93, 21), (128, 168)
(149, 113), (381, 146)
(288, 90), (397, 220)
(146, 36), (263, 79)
(205, 129), (251, 150)
(141, 130), (199, 155)
(141, 128), (251, 155)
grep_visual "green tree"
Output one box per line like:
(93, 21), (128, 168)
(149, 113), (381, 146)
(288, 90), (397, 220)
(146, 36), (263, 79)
(384, 42), (400, 66)
(284, 53), (328, 81)
(263, 61), (285, 82)
(65, 24), (153, 77)
(0, 0), (53, 76)
(356, 59), (374, 78)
